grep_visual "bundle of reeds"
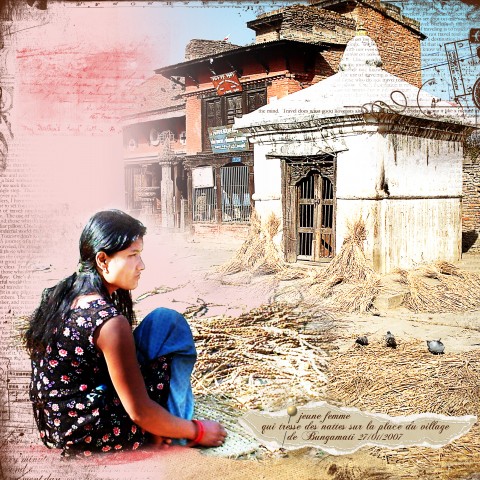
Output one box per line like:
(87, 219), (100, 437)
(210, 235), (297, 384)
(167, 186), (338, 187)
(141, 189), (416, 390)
(303, 218), (380, 313)
(215, 210), (279, 275)
(215, 210), (306, 279)
(317, 218), (375, 284)
(188, 303), (335, 411)
(327, 341), (480, 479)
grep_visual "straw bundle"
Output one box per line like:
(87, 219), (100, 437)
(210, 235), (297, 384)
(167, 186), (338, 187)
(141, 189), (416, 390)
(188, 303), (335, 411)
(316, 277), (382, 313)
(216, 210), (306, 279)
(216, 210), (280, 275)
(316, 218), (375, 284)
(397, 261), (480, 313)
(327, 341), (480, 479)
(301, 218), (381, 313)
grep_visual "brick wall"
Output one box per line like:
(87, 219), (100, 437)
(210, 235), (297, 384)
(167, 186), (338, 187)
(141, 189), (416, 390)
(463, 155), (480, 251)
(315, 47), (344, 80)
(251, 2), (422, 87)
(255, 28), (280, 43)
(186, 97), (202, 155)
(185, 40), (240, 60)
(267, 76), (304, 99)
(351, 4), (422, 87)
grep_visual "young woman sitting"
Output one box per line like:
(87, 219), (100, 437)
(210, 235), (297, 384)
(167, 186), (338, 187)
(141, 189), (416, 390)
(24, 209), (226, 456)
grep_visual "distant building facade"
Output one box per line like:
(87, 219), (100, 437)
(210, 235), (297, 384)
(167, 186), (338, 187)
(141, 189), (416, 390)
(122, 75), (186, 229)
(123, 0), (425, 238)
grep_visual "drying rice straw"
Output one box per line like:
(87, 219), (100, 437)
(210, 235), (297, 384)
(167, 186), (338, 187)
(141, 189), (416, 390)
(327, 341), (480, 479)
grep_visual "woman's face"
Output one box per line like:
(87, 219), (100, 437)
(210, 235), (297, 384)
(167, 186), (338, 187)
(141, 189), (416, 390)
(100, 237), (145, 294)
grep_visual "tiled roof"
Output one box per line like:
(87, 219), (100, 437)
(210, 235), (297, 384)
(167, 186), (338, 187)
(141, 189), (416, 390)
(185, 39), (242, 60)
(127, 75), (185, 118)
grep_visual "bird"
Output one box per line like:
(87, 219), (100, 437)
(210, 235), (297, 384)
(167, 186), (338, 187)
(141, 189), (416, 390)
(427, 339), (445, 355)
(355, 336), (369, 346)
(385, 331), (397, 349)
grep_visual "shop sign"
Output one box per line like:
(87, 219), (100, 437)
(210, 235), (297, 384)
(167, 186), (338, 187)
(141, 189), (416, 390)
(211, 71), (242, 95)
(192, 166), (214, 188)
(208, 125), (249, 154)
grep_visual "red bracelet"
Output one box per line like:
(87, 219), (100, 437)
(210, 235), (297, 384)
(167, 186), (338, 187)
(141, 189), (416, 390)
(192, 419), (205, 445)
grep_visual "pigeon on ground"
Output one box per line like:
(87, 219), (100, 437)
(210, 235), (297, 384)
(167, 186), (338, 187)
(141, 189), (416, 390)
(355, 336), (369, 346)
(385, 331), (397, 348)
(427, 339), (445, 355)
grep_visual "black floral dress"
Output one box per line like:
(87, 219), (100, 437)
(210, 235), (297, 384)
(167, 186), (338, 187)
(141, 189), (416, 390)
(29, 298), (171, 456)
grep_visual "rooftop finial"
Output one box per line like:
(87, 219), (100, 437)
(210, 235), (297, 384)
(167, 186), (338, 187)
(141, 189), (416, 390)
(356, 22), (367, 36)
(339, 30), (383, 71)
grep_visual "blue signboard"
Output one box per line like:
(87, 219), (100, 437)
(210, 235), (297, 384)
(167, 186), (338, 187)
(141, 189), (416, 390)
(208, 126), (249, 154)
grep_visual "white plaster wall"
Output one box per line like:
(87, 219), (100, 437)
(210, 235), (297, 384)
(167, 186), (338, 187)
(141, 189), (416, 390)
(251, 142), (283, 222)
(336, 134), (383, 198)
(336, 134), (464, 199)
(380, 198), (462, 271)
(335, 132), (463, 272)
(381, 135), (463, 197)
(251, 129), (464, 273)
(336, 198), (462, 273)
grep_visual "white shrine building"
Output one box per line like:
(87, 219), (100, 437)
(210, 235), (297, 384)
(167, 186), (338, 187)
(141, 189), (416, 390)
(234, 31), (476, 273)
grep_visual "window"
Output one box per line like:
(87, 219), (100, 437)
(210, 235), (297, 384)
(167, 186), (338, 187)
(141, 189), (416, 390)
(125, 165), (143, 210)
(192, 166), (216, 222)
(220, 164), (251, 223)
(193, 187), (217, 222)
(202, 87), (267, 151)
(149, 128), (160, 146)
(125, 164), (161, 212)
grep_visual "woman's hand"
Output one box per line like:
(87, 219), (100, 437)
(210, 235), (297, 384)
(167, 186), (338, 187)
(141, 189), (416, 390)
(150, 434), (172, 449)
(191, 420), (227, 448)
(96, 316), (227, 445)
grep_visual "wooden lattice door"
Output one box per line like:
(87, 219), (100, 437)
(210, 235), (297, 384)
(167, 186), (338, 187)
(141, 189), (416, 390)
(296, 172), (335, 261)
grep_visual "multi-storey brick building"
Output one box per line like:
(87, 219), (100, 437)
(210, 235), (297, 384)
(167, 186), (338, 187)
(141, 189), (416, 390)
(124, 0), (425, 235)
(122, 75), (187, 228)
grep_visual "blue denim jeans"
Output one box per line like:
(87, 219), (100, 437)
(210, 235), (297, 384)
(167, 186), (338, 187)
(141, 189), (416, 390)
(133, 308), (197, 421)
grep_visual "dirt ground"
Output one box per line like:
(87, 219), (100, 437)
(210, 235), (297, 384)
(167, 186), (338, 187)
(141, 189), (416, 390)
(18, 229), (480, 480)
(132, 230), (480, 355)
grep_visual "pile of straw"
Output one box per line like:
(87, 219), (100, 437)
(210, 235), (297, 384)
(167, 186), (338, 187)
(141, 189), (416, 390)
(308, 218), (381, 313)
(215, 210), (304, 280)
(316, 218), (375, 284)
(397, 261), (480, 313)
(278, 218), (381, 313)
(188, 303), (335, 411)
(327, 341), (480, 479)
(216, 213), (480, 314)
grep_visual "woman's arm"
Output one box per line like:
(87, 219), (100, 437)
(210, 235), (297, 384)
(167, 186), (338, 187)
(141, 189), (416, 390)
(95, 315), (226, 446)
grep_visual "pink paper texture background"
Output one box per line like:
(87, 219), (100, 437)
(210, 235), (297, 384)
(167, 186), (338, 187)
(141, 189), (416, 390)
(0, 1), (479, 479)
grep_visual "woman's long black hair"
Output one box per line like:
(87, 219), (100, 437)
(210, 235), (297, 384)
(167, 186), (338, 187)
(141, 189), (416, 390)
(23, 210), (146, 358)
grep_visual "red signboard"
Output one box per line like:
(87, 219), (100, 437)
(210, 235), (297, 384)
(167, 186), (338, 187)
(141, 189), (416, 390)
(211, 71), (242, 96)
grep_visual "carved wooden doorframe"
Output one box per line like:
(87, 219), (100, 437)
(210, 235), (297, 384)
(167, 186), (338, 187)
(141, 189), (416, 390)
(282, 156), (336, 263)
